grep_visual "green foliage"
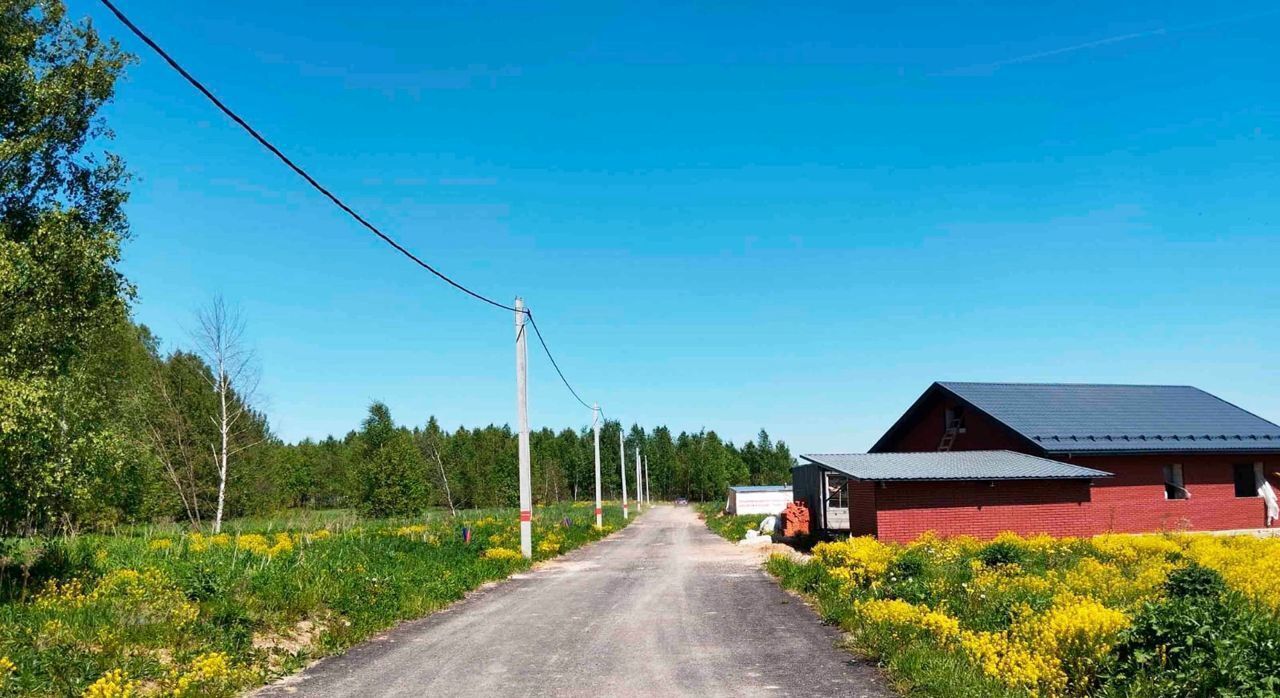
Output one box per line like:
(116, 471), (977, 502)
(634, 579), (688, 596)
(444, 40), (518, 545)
(0, 0), (138, 535)
(977, 540), (1026, 568)
(0, 503), (632, 696)
(1104, 593), (1280, 697)
(1162, 562), (1226, 600)
(696, 503), (767, 542)
(355, 403), (429, 517)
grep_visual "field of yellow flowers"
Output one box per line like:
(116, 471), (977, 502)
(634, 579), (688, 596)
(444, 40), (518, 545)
(0, 502), (626, 697)
(768, 531), (1280, 697)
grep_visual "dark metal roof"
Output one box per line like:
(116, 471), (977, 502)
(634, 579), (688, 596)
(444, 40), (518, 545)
(800, 451), (1112, 481)
(939, 382), (1280, 454)
(728, 485), (792, 493)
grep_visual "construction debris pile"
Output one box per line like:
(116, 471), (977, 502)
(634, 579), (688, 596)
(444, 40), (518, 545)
(781, 501), (810, 537)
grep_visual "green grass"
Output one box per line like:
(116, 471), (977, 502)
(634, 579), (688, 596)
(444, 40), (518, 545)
(765, 553), (1019, 698)
(695, 503), (767, 542)
(0, 502), (629, 697)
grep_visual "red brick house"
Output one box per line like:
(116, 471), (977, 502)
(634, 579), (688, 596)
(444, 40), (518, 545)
(794, 382), (1280, 542)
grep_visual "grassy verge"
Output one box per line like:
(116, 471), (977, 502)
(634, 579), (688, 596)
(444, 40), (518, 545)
(0, 502), (628, 697)
(765, 532), (1280, 697)
(695, 503), (767, 542)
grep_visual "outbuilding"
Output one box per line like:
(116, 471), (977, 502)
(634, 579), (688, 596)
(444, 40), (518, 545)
(726, 485), (793, 515)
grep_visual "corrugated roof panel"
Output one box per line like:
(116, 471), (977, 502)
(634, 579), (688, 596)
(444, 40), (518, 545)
(940, 382), (1280, 454)
(800, 450), (1112, 481)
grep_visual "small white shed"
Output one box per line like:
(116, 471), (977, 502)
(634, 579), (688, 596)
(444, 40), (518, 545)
(726, 485), (793, 515)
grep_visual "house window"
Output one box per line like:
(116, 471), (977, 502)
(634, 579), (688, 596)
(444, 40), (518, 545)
(944, 406), (965, 431)
(1233, 463), (1262, 498)
(1163, 464), (1187, 500)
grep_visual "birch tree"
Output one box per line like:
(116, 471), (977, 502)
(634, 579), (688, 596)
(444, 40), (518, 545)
(194, 297), (259, 533)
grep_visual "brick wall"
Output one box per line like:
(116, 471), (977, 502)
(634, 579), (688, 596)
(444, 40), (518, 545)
(850, 480), (877, 536)
(874, 480), (1095, 542)
(1072, 455), (1280, 533)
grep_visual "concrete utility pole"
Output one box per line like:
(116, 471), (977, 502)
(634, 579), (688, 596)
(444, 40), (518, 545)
(514, 298), (532, 558)
(592, 403), (602, 528)
(619, 430), (629, 519)
(635, 447), (643, 513)
(645, 454), (652, 505)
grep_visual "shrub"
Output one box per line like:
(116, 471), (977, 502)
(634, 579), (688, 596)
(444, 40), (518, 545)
(1163, 562), (1225, 600)
(1105, 593), (1280, 697)
(978, 540), (1025, 568)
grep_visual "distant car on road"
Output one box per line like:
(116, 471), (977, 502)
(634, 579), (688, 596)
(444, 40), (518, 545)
(674, 497), (689, 506)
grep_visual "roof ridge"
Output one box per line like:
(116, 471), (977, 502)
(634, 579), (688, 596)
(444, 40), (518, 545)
(939, 380), (1197, 389)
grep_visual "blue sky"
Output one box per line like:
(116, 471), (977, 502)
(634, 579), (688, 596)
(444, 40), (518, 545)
(81, 0), (1279, 451)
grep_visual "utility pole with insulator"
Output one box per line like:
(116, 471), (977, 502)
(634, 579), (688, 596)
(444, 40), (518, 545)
(514, 298), (532, 558)
(592, 403), (602, 528)
(618, 430), (628, 519)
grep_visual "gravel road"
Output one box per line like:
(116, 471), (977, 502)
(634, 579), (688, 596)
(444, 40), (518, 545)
(254, 505), (893, 697)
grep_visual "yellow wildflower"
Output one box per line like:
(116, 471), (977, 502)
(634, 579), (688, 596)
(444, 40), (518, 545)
(482, 548), (524, 562)
(82, 669), (138, 698)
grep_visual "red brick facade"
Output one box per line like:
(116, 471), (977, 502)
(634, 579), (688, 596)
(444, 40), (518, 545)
(863, 390), (1280, 542)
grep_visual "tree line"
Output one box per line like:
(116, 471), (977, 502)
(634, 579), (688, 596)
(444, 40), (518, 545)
(0, 0), (794, 535)
(284, 404), (795, 517)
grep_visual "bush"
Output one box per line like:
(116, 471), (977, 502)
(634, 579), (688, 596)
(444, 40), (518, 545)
(1105, 593), (1280, 696)
(1162, 562), (1226, 600)
(978, 540), (1025, 567)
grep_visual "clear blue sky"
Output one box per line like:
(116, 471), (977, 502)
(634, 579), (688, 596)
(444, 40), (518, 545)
(81, 0), (1280, 451)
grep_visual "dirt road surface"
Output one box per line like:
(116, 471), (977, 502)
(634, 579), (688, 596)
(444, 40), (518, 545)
(254, 505), (893, 697)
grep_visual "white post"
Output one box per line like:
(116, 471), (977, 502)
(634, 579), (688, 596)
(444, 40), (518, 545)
(619, 430), (629, 519)
(515, 298), (532, 558)
(592, 404), (602, 528)
(635, 446), (643, 513)
(645, 453), (652, 505)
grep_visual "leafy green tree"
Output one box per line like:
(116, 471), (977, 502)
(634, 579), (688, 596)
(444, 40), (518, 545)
(0, 0), (135, 533)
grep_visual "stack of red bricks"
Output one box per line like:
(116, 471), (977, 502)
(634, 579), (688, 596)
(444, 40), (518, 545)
(782, 500), (810, 537)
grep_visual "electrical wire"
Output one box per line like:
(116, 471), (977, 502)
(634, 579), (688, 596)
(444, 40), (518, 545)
(100, 0), (605, 414)
(98, 0), (517, 313)
(525, 310), (593, 411)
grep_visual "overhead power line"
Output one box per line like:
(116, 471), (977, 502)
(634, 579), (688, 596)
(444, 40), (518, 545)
(98, 0), (516, 313)
(525, 310), (593, 411)
(100, 0), (603, 414)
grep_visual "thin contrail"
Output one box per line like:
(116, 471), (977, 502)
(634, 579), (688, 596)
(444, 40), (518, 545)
(938, 8), (1280, 76)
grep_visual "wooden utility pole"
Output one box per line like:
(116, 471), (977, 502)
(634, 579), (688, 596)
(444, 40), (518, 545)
(515, 298), (532, 558)
(619, 430), (628, 519)
(592, 403), (602, 528)
(635, 446), (643, 513)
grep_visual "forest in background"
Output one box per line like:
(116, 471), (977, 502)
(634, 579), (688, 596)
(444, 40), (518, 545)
(0, 0), (793, 536)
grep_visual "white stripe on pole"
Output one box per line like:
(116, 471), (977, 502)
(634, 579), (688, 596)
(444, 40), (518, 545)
(514, 298), (532, 559)
(592, 404), (602, 528)
(619, 430), (628, 519)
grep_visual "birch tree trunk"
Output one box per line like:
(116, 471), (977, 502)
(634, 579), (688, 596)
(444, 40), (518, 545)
(196, 297), (258, 534)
